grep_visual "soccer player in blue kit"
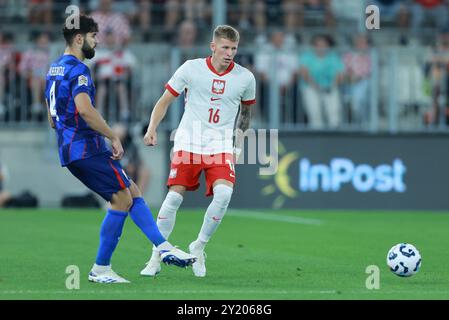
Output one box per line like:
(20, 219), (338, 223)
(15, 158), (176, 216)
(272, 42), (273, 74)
(44, 14), (196, 283)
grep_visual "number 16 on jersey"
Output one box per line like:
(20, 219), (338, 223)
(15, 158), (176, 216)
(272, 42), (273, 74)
(208, 108), (220, 124)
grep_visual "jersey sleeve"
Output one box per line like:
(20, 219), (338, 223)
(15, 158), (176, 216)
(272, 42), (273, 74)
(241, 72), (256, 106)
(165, 61), (190, 97)
(70, 65), (93, 98)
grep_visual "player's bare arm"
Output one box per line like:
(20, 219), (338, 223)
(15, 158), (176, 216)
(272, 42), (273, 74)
(237, 104), (251, 133)
(234, 104), (252, 160)
(74, 92), (124, 160)
(45, 100), (55, 129)
(144, 89), (177, 146)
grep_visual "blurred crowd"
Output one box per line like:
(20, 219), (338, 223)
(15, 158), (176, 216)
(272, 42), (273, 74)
(1, 1), (448, 40)
(1, 0), (449, 128)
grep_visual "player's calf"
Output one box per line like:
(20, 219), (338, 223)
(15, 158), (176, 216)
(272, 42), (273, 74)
(198, 184), (233, 242)
(189, 184), (233, 277)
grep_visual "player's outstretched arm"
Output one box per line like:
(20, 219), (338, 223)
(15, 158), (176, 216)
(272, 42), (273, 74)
(74, 92), (124, 160)
(143, 89), (177, 146)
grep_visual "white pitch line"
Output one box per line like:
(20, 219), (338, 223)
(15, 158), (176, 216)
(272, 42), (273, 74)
(0, 290), (329, 295)
(227, 209), (323, 226)
(1, 289), (449, 295)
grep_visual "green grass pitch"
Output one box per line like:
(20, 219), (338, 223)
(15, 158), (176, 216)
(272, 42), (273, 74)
(1, 208), (449, 300)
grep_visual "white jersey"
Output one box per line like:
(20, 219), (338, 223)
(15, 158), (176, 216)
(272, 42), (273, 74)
(166, 57), (256, 155)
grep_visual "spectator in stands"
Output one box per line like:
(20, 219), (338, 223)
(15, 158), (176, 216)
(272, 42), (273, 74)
(283, 0), (302, 31)
(253, 0), (298, 48)
(423, 27), (449, 125)
(343, 34), (372, 126)
(230, 0), (302, 35)
(410, 0), (449, 31)
(143, 0), (209, 40)
(28, 0), (53, 27)
(230, 0), (299, 38)
(254, 29), (298, 122)
(176, 19), (198, 49)
(18, 32), (51, 120)
(246, 0), (264, 33)
(112, 123), (150, 195)
(299, 34), (345, 129)
(174, 19), (200, 61)
(227, 0), (251, 31)
(111, 0), (138, 22)
(0, 161), (12, 208)
(91, 0), (131, 46)
(299, 0), (335, 27)
(255, 29), (298, 91)
(136, 0), (151, 39)
(91, 29), (137, 123)
(331, 0), (365, 27)
(0, 32), (15, 119)
(125, 0), (181, 42)
(184, 0), (211, 29)
(163, 0), (182, 37)
(371, 0), (409, 28)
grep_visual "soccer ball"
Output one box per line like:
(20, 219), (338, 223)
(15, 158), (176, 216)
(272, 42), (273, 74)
(386, 243), (422, 277)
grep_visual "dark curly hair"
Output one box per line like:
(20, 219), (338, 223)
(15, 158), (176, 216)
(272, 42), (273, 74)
(62, 14), (98, 45)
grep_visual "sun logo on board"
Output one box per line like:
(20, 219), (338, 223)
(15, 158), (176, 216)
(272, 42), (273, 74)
(259, 142), (299, 209)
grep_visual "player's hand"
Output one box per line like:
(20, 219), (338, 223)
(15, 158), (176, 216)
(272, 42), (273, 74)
(144, 129), (157, 146)
(110, 136), (124, 160)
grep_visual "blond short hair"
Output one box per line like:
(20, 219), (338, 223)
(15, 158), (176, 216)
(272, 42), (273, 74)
(213, 25), (240, 42)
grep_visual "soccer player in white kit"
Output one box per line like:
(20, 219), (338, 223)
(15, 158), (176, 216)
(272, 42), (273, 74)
(141, 25), (256, 277)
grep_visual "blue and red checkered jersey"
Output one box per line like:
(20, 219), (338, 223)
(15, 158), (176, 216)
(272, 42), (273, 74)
(45, 54), (109, 166)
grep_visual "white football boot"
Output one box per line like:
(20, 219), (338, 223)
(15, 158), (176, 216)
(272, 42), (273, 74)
(189, 241), (207, 277)
(88, 265), (130, 283)
(160, 247), (197, 268)
(140, 250), (162, 276)
(141, 247), (196, 276)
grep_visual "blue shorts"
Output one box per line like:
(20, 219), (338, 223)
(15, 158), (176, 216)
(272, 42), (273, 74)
(66, 152), (131, 201)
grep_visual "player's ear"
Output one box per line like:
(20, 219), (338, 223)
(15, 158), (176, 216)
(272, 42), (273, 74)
(74, 33), (83, 46)
(210, 41), (215, 53)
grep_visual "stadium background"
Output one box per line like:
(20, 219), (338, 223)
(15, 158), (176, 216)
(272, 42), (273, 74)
(1, 0), (449, 210)
(1, 0), (449, 300)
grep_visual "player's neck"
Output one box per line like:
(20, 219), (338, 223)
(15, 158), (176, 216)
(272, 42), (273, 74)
(64, 47), (85, 61)
(210, 56), (227, 74)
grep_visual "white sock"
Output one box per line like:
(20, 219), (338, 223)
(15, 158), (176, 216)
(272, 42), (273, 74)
(152, 191), (183, 252)
(157, 191), (183, 239)
(92, 264), (111, 273)
(197, 184), (233, 244)
(191, 239), (207, 251)
(149, 248), (161, 260)
(156, 241), (173, 252)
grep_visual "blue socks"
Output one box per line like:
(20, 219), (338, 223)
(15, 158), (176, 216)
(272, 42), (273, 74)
(129, 197), (166, 246)
(95, 209), (128, 266)
(95, 198), (166, 266)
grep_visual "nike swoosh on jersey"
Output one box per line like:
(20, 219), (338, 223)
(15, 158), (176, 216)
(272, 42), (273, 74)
(210, 97), (221, 101)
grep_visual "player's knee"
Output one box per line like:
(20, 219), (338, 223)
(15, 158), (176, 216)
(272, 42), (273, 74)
(163, 191), (184, 210)
(169, 185), (186, 196)
(111, 188), (133, 211)
(123, 195), (133, 211)
(212, 184), (233, 208)
(129, 180), (142, 198)
(123, 191), (134, 211)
